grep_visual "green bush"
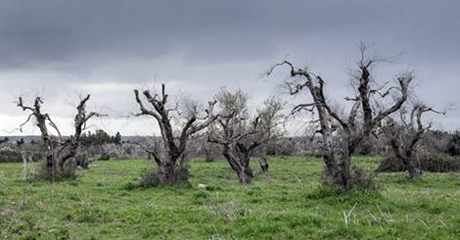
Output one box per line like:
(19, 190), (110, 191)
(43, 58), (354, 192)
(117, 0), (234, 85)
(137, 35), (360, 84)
(376, 152), (460, 173)
(446, 132), (460, 156)
(0, 149), (22, 163)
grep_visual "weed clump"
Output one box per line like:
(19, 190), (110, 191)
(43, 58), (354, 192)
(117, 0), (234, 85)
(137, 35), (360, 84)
(322, 166), (377, 191)
(204, 194), (251, 221)
(137, 165), (190, 188)
(31, 159), (78, 181)
(306, 185), (382, 204)
(349, 166), (377, 190)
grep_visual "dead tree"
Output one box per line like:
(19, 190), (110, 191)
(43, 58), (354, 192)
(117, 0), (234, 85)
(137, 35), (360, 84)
(208, 89), (282, 183)
(133, 83), (218, 185)
(267, 44), (412, 190)
(382, 104), (443, 179)
(17, 95), (101, 179)
(208, 89), (257, 184)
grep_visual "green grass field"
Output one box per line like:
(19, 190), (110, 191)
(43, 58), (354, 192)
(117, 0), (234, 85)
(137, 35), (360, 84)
(1, 156), (459, 239)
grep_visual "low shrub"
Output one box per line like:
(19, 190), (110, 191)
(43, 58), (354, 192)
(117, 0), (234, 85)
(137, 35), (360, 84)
(376, 152), (460, 173)
(98, 152), (111, 161)
(349, 166), (377, 190)
(0, 149), (22, 162)
(138, 164), (190, 188)
(306, 184), (382, 204)
(322, 166), (377, 191)
(446, 132), (460, 156)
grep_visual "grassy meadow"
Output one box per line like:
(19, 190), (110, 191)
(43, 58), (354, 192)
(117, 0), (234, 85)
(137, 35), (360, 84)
(1, 156), (459, 239)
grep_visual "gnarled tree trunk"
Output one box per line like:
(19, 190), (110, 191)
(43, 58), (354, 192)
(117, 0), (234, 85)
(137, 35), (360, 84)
(267, 44), (412, 190)
(134, 84), (218, 186)
(223, 146), (253, 184)
(17, 95), (101, 180)
(209, 89), (283, 184)
(383, 104), (441, 179)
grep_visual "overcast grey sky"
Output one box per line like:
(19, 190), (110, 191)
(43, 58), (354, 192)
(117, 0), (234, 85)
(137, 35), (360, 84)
(0, 0), (459, 136)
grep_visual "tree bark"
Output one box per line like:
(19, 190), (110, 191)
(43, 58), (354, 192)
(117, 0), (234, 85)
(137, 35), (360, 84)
(259, 156), (269, 172)
(238, 167), (253, 184)
(407, 163), (422, 179)
(157, 161), (176, 184)
(267, 50), (412, 190)
(338, 147), (352, 190)
(17, 95), (100, 180)
(390, 138), (422, 179)
(134, 84), (218, 186)
(223, 146), (253, 184)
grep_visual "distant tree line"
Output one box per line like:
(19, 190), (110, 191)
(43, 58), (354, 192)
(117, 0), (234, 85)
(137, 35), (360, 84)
(80, 130), (122, 147)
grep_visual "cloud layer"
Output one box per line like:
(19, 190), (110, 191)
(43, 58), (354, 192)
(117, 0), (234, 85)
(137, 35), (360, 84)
(0, 0), (459, 135)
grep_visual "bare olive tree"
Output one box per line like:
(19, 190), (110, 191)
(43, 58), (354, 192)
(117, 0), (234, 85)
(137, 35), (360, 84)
(381, 104), (444, 179)
(267, 44), (412, 190)
(17, 95), (101, 180)
(133, 83), (218, 185)
(208, 89), (283, 183)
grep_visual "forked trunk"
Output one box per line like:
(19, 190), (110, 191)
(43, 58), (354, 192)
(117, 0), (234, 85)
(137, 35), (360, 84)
(155, 152), (189, 185)
(391, 140), (423, 180)
(223, 147), (253, 184)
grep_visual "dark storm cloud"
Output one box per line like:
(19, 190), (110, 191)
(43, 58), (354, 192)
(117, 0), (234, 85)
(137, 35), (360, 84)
(0, 0), (459, 69)
(0, 0), (459, 134)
